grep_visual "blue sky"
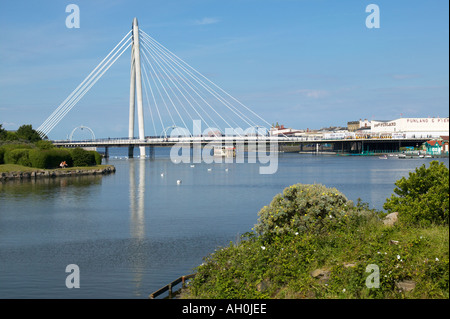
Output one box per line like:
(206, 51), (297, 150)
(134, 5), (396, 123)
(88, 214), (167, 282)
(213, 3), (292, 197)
(0, 0), (448, 139)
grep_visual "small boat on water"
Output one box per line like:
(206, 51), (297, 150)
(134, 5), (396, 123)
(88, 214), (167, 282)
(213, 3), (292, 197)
(213, 146), (236, 157)
(379, 155), (388, 159)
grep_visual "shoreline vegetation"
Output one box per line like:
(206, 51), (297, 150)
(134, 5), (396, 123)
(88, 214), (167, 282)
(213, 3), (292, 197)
(0, 163), (115, 181)
(180, 161), (449, 299)
(0, 124), (115, 182)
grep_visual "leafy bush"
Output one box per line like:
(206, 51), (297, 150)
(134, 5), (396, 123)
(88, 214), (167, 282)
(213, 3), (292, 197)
(4, 131), (19, 141)
(35, 140), (55, 150)
(383, 161), (449, 226)
(29, 148), (73, 169)
(0, 143), (101, 168)
(4, 148), (32, 166)
(0, 143), (33, 152)
(70, 148), (96, 167)
(90, 150), (102, 165)
(254, 183), (354, 240)
(0, 144), (33, 165)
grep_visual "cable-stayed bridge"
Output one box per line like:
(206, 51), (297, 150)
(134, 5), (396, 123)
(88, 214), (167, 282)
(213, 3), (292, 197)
(38, 18), (276, 157)
(41, 18), (428, 157)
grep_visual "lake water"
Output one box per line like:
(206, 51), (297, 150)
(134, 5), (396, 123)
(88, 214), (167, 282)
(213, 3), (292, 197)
(0, 148), (448, 299)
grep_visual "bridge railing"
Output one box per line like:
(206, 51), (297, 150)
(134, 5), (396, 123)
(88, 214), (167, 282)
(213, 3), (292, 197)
(52, 135), (286, 145)
(51, 135), (430, 146)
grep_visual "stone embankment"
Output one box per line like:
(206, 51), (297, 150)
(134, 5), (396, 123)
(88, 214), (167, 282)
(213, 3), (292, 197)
(1, 166), (116, 182)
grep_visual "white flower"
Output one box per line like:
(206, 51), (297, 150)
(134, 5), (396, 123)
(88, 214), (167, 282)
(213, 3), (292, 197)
(342, 288), (346, 293)
(295, 232), (299, 236)
(377, 251), (381, 254)
(397, 255), (401, 260)
(261, 246), (266, 250)
(435, 257), (439, 261)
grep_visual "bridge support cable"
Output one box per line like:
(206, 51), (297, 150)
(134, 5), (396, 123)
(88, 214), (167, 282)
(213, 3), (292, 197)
(46, 40), (132, 137)
(140, 30), (271, 136)
(142, 32), (254, 130)
(140, 31), (247, 135)
(148, 34), (271, 130)
(37, 31), (132, 138)
(140, 47), (177, 130)
(140, 39), (224, 137)
(139, 44), (191, 136)
(140, 36), (230, 137)
(140, 41), (197, 130)
(141, 62), (162, 137)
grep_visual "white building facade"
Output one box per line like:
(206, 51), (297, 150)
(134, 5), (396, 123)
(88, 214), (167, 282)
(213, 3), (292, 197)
(370, 117), (449, 138)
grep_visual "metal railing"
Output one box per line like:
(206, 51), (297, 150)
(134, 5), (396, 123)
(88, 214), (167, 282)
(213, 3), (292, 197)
(53, 135), (429, 144)
(149, 274), (196, 299)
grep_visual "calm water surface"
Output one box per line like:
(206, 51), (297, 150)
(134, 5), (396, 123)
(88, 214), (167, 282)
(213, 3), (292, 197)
(0, 148), (448, 298)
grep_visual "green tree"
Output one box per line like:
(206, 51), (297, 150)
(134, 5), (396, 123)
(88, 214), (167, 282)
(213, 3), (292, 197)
(0, 124), (7, 140)
(16, 124), (42, 143)
(383, 161), (449, 226)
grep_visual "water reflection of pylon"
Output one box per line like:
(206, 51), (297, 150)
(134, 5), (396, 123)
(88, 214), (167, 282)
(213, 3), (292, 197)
(129, 158), (146, 296)
(129, 159), (145, 239)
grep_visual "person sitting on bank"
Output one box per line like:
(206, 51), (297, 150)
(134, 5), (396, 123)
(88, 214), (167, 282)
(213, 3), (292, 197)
(60, 161), (67, 168)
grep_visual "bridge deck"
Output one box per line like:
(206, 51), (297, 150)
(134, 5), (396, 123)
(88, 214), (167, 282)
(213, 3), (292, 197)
(52, 136), (428, 148)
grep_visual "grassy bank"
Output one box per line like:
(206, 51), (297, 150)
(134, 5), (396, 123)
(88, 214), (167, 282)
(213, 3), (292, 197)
(182, 162), (449, 299)
(0, 164), (39, 173)
(0, 163), (116, 181)
(182, 218), (448, 299)
(0, 163), (114, 174)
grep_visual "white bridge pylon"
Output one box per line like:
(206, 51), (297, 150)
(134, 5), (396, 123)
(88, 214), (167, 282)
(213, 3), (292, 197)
(37, 18), (272, 157)
(129, 17), (146, 157)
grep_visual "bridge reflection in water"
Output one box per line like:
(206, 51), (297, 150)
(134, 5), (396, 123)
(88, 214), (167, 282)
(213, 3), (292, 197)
(129, 158), (146, 296)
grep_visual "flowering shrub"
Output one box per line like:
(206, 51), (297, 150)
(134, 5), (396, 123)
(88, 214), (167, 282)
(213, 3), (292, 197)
(254, 183), (353, 239)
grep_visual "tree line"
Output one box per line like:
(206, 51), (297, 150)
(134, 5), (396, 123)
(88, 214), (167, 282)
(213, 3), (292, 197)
(0, 124), (43, 143)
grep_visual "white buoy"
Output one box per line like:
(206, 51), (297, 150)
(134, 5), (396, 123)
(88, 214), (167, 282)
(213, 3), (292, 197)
(207, 168), (212, 171)
(190, 165), (195, 168)
(177, 179), (182, 184)
(161, 173), (164, 177)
